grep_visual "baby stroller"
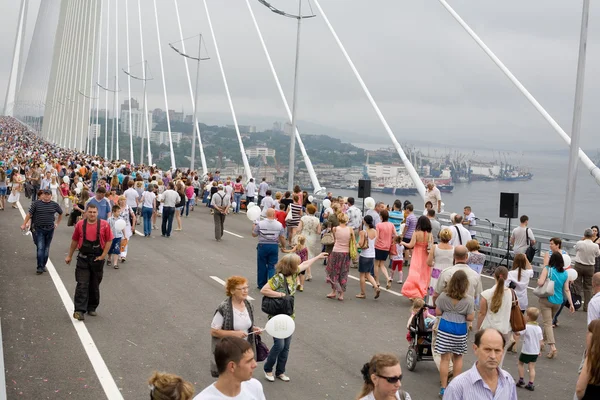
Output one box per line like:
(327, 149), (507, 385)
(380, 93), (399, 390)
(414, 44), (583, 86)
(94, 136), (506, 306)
(406, 306), (434, 371)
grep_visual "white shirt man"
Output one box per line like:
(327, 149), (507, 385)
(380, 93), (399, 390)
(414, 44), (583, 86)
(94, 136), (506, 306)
(195, 337), (265, 400)
(124, 185), (140, 209)
(449, 215), (472, 247)
(346, 197), (362, 231)
(463, 206), (476, 237)
(260, 193), (276, 217)
(511, 215), (535, 254)
(245, 180), (256, 198)
(258, 180), (268, 198)
(588, 273), (600, 325)
(224, 183), (234, 200)
(425, 183), (442, 213)
(161, 185), (181, 208)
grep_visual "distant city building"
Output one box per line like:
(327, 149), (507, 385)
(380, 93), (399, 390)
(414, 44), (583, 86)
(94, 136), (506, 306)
(120, 109), (153, 138)
(121, 98), (139, 112)
(91, 109), (108, 119)
(272, 121), (282, 132)
(151, 130), (182, 146)
(366, 163), (406, 178)
(168, 109), (184, 123)
(88, 123), (101, 138)
(246, 147), (276, 158)
(152, 108), (166, 122)
(284, 122), (293, 136)
(184, 114), (193, 124)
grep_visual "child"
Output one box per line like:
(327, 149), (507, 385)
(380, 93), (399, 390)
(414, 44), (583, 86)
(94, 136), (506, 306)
(60, 180), (70, 215)
(274, 203), (287, 229)
(107, 205), (125, 269)
(390, 235), (405, 284)
(282, 234), (309, 291)
(406, 298), (435, 330)
(516, 307), (544, 391)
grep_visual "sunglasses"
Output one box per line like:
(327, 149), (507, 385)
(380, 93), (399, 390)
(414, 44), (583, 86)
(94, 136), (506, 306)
(376, 374), (402, 384)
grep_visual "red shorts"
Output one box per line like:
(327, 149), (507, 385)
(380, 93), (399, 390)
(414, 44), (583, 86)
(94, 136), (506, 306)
(391, 259), (403, 271)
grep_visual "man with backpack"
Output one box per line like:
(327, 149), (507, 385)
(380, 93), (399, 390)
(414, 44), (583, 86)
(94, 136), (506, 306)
(210, 184), (230, 242)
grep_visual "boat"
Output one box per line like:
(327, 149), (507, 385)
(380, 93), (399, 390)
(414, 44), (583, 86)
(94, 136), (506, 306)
(502, 172), (533, 181)
(395, 187), (418, 196)
(437, 184), (454, 193)
(382, 187), (395, 194)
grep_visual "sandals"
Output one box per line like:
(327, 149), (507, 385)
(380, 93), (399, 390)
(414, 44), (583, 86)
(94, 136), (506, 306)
(386, 280), (392, 290)
(355, 293), (366, 299)
(547, 349), (557, 359)
(374, 286), (381, 299)
(326, 294), (336, 299)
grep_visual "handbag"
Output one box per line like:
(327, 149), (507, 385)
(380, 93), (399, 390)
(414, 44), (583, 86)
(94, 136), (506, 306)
(255, 334), (269, 362)
(349, 230), (358, 261)
(321, 230), (335, 246)
(285, 207), (293, 221)
(525, 228), (536, 262)
(532, 267), (555, 298)
(509, 289), (526, 332)
(261, 274), (295, 316)
(566, 291), (582, 311)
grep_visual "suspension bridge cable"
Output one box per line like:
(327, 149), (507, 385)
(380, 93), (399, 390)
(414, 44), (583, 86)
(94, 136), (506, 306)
(86, 0), (100, 155)
(244, 0), (323, 193)
(77, 0), (93, 151)
(104, 0), (110, 158)
(55, 0), (76, 146)
(173, 0), (208, 174)
(312, 0), (427, 199)
(137, 0), (152, 165)
(152, 0), (176, 169)
(50, 0), (73, 144)
(125, 0), (134, 164)
(66, 0), (83, 149)
(202, 0), (253, 182)
(114, 0), (120, 161)
(95, 0), (104, 156)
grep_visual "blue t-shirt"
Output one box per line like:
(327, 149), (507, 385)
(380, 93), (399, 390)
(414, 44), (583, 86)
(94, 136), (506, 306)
(389, 210), (404, 234)
(546, 266), (568, 305)
(87, 197), (112, 220)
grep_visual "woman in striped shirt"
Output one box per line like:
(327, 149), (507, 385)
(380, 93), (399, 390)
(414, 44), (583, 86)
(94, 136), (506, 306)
(286, 194), (303, 246)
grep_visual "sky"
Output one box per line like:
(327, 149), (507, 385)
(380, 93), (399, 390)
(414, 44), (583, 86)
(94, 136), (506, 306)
(1, 0), (600, 152)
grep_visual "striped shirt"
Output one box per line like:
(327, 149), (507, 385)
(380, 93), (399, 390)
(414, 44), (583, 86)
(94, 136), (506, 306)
(253, 219), (284, 244)
(404, 213), (417, 239)
(29, 200), (63, 228)
(443, 363), (517, 400)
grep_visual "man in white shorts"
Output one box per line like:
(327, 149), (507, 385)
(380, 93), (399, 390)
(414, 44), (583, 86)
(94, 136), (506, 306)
(195, 337), (266, 399)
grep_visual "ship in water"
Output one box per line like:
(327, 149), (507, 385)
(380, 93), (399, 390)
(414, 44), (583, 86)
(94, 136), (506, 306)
(364, 162), (454, 196)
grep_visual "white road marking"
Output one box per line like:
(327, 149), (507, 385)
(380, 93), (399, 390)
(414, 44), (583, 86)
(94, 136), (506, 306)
(210, 276), (254, 300)
(17, 202), (124, 399)
(224, 230), (243, 238)
(348, 274), (404, 297)
(126, 339), (138, 347)
(0, 310), (7, 400)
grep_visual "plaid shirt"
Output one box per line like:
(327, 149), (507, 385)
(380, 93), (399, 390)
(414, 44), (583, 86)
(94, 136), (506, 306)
(347, 205), (362, 229)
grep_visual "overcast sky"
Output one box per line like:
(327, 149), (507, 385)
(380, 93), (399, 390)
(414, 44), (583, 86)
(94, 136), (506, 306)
(1, 0), (599, 151)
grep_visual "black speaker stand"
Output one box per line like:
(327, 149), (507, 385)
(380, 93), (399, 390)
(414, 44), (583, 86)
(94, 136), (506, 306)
(496, 217), (512, 269)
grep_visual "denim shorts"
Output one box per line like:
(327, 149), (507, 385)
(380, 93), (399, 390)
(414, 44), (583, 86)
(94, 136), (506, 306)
(108, 238), (122, 255)
(0, 187), (6, 196)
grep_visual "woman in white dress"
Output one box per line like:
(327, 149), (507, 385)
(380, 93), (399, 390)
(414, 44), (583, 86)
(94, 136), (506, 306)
(117, 196), (136, 262)
(297, 203), (321, 281)
(426, 228), (454, 308)
(49, 176), (59, 203)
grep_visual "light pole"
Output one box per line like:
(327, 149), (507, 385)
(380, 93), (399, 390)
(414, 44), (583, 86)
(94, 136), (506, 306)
(257, 0), (315, 190)
(169, 34), (210, 172)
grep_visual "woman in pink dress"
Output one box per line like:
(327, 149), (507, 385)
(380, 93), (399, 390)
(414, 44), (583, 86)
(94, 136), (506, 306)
(401, 216), (433, 300)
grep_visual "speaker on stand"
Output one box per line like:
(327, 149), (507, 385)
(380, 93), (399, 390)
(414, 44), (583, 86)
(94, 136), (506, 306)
(497, 192), (519, 268)
(358, 180), (371, 228)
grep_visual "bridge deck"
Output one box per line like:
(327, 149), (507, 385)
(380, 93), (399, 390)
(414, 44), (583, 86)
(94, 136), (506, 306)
(0, 200), (588, 399)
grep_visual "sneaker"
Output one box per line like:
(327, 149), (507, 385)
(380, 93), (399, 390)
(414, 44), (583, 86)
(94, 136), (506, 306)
(516, 379), (525, 388)
(88, 311), (97, 316)
(36, 270), (43, 275)
(524, 383), (534, 391)
(438, 388), (445, 398)
(114, 265), (119, 269)
(73, 311), (85, 321)
(397, 280), (403, 284)
(107, 260), (112, 266)
(264, 372), (275, 382)
(277, 374), (290, 382)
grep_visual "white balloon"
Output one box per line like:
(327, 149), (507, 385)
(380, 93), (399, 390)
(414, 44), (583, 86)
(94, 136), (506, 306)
(231, 202), (237, 209)
(75, 188), (81, 195)
(247, 206), (261, 221)
(115, 219), (126, 231)
(76, 182), (83, 190)
(265, 314), (296, 339)
(567, 267), (578, 281)
(247, 202), (255, 209)
(562, 253), (572, 268)
(322, 199), (331, 208)
(308, 195), (314, 203)
(364, 197), (375, 210)
(62, 176), (70, 183)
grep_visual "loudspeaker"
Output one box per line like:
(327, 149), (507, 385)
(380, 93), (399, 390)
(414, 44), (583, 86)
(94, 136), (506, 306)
(358, 179), (371, 198)
(499, 192), (519, 219)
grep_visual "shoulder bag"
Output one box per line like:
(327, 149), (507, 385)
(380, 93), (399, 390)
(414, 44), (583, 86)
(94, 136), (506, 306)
(261, 274), (295, 316)
(509, 289), (526, 332)
(349, 228), (358, 261)
(532, 267), (555, 298)
(525, 228), (536, 262)
(255, 334), (269, 362)
(285, 206), (293, 221)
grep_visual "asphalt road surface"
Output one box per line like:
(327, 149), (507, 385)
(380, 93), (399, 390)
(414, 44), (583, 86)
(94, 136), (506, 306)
(0, 200), (589, 399)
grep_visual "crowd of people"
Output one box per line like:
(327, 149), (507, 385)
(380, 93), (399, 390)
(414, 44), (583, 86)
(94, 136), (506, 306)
(2, 116), (600, 399)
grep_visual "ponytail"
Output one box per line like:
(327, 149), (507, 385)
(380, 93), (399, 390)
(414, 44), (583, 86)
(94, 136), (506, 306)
(490, 266), (508, 313)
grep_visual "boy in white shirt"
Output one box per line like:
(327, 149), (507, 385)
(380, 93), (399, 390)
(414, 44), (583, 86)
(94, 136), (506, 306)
(390, 236), (405, 284)
(515, 307), (544, 391)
